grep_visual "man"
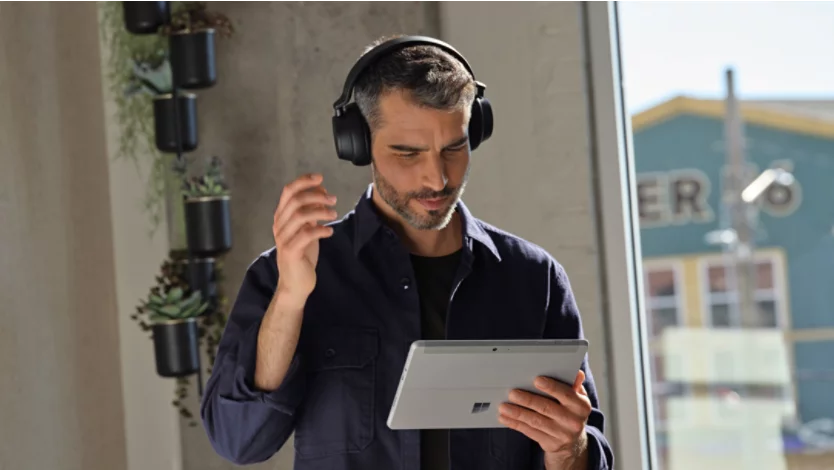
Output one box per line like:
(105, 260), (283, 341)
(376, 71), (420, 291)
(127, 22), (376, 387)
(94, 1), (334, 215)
(201, 35), (614, 470)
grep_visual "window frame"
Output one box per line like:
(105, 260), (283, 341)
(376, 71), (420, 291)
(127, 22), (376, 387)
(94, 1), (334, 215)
(642, 259), (686, 336)
(697, 251), (788, 329)
(585, 2), (655, 469)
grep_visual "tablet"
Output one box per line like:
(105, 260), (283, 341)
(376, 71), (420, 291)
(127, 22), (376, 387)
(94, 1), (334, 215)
(386, 338), (589, 430)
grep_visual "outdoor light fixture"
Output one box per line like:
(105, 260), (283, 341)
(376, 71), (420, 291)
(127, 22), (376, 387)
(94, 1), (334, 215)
(741, 168), (795, 203)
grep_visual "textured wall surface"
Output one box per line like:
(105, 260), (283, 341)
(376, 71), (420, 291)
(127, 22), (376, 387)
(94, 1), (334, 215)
(0, 2), (615, 470)
(188, 2), (610, 469)
(182, 2), (440, 469)
(0, 3), (128, 470)
(439, 1), (611, 419)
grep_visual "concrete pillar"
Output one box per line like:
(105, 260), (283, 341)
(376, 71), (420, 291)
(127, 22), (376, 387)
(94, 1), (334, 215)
(439, 0), (612, 421)
(0, 3), (128, 469)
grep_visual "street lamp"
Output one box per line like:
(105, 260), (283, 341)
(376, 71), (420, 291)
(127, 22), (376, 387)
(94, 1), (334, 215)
(741, 168), (795, 204)
(705, 168), (795, 249)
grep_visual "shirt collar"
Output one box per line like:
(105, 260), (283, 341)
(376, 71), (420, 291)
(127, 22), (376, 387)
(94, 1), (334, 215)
(352, 184), (501, 261)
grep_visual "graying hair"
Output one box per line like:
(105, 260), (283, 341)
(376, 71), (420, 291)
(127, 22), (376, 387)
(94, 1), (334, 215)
(353, 35), (477, 132)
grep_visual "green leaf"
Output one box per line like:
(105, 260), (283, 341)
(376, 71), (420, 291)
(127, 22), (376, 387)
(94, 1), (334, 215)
(160, 304), (181, 317)
(167, 287), (184, 303)
(179, 291), (201, 309)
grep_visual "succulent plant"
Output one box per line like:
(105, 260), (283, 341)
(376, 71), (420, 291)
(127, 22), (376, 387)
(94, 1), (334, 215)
(182, 156), (230, 199)
(125, 57), (173, 97)
(144, 286), (208, 323)
(131, 257), (209, 330)
(159, 2), (235, 38)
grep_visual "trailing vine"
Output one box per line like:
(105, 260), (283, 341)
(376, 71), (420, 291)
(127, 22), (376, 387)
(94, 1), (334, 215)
(100, 1), (233, 428)
(99, 1), (174, 236)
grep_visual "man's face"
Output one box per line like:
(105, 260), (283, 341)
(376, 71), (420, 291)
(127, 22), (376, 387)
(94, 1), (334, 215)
(370, 90), (471, 231)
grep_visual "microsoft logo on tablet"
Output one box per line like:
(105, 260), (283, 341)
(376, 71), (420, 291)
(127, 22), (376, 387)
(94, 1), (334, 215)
(471, 402), (490, 414)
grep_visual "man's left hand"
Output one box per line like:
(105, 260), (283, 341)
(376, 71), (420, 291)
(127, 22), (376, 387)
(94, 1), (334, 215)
(498, 370), (592, 470)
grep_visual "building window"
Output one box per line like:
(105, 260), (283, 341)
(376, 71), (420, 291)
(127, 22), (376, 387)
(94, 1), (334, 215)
(704, 255), (782, 328)
(644, 266), (682, 336)
(643, 262), (689, 438)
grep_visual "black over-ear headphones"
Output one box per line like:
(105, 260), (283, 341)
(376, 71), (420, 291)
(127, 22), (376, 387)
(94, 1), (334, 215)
(332, 35), (494, 167)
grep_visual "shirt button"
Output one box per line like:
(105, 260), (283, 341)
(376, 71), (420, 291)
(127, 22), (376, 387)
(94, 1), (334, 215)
(401, 277), (411, 290)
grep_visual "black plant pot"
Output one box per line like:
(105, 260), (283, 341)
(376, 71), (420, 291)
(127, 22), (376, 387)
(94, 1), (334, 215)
(152, 318), (199, 378)
(185, 196), (232, 257)
(123, 1), (170, 35)
(153, 93), (198, 153)
(170, 29), (217, 90)
(178, 257), (218, 313)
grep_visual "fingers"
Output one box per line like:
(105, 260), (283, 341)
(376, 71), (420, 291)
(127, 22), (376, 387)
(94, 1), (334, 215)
(283, 224), (334, 255)
(499, 398), (585, 441)
(504, 391), (582, 438)
(497, 414), (563, 454)
(272, 174), (339, 252)
(275, 205), (338, 246)
(574, 370), (588, 397)
(533, 374), (592, 417)
(572, 369), (586, 391)
(276, 173), (329, 214)
(275, 185), (337, 227)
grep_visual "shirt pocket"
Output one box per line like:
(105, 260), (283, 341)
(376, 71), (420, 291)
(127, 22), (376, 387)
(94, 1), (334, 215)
(294, 327), (379, 460)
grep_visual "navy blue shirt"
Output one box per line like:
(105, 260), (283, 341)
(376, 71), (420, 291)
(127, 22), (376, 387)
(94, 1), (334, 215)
(201, 185), (614, 470)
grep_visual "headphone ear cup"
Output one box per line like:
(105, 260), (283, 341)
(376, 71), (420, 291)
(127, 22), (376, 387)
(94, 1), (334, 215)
(468, 98), (484, 151)
(332, 103), (372, 166)
(478, 96), (494, 143)
(468, 96), (493, 151)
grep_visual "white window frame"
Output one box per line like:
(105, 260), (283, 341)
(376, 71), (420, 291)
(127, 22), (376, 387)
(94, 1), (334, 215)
(641, 260), (694, 436)
(697, 251), (788, 329)
(642, 260), (686, 336)
(585, 2), (655, 469)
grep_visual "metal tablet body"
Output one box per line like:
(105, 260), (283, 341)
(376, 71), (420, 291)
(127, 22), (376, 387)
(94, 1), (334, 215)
(386, 339), (589, 430)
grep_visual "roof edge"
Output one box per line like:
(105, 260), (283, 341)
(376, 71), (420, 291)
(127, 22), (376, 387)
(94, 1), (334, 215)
(631, 96), (834, 139)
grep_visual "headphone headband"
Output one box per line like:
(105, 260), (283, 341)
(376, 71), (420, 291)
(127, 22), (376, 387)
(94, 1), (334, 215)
(332, 35), (482, 114)
(331, 35), (493, 166)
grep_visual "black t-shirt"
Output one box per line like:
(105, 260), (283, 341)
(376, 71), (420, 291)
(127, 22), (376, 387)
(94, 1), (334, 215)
(410, 250), (462, 470)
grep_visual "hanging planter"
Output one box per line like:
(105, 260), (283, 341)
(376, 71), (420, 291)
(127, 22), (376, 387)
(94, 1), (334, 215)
(135, 280), (209, 378)
(122, 1), (170, 35)
(183, 157), (232, 257)
(153, 92), (198, 153)
(170, 29), (216, 89)
(161, 3), (235, 90)
(152, 317), (200, 378)
(177, 256), (218, 312)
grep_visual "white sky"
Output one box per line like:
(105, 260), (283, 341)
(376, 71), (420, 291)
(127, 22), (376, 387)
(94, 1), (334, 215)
(618, 1), (834, 114)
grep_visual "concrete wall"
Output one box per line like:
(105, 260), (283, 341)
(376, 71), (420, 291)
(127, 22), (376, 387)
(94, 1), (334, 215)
(439, 2), (610, 415)
(0, 2), (616, 470)
(0, 3), (128, 469)
(96, 7), (186, 470)
(183, 2), (441, 468)
(187, 1), (611, 468)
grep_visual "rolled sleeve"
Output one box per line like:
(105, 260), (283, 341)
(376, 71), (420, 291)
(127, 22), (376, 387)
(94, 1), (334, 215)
(585, 424), (614, 470)
(200, 250), (305, 465)
(223, 319), (307, 415)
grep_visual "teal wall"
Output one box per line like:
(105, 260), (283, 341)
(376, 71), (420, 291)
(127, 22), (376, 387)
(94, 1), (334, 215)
(634, 114), (834, 329)
(633, 112), (834, 426)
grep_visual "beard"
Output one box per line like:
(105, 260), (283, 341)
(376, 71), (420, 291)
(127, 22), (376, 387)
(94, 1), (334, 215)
(372, 164), (470, 231)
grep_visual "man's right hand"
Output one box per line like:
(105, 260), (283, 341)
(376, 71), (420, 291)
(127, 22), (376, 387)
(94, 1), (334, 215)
(272, 173), (338, 308)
